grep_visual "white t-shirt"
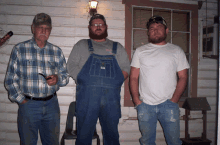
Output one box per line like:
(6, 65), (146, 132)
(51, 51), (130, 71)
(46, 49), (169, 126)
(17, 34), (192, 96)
(131, 43), (190, 105)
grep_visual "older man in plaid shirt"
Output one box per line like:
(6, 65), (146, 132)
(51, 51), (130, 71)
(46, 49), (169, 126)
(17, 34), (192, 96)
(4, 13), (69, 145)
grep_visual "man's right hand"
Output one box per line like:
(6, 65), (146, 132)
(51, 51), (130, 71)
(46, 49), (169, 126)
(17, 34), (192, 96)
(135, 100), (143, 106)
(21, 99), (28, 104)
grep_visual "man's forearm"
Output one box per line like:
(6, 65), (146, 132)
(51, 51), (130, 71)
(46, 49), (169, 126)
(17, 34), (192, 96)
(129, 78), (142, 106)
(170, 77), (187, 103)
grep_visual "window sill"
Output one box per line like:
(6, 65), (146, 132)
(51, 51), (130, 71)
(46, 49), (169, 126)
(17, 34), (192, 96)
(203, 55), (219, 59)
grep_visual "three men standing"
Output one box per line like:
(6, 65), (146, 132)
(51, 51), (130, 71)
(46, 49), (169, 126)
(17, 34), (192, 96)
(130, 15), (189, 145)
(67, 14), (130, 145)
(5, 12), (189, 145)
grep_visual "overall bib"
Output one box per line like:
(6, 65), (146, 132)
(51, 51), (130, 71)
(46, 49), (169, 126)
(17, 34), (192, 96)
(75, 39), (124, 145)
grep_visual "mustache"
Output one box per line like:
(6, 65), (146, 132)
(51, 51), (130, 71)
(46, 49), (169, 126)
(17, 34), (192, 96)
(39, 34), (48, 37)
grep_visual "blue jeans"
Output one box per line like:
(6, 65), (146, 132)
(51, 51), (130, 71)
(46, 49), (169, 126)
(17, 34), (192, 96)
(76, 86), (121, 145)
(17, 95), (60, 145)
(136, 100), (182, 145)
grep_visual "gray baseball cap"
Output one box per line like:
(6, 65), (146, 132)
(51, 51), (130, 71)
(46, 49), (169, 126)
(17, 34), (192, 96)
(32, 13), (52, 27)
(89, 14), (106, 25)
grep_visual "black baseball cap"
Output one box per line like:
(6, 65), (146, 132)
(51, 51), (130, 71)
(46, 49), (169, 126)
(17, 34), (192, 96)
(146, 15), (167, 29)
(89, 14), (106, 25)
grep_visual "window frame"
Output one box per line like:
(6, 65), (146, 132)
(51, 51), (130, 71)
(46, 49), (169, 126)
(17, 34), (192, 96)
(123, 0), (198, 107)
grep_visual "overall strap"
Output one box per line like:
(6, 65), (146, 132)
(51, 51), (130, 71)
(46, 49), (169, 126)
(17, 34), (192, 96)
(112, 42), (118, 56)
(87, 39), (94, 53)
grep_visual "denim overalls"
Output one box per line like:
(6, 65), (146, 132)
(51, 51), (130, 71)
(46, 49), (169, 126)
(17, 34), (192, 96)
(75, 39), (124, 145)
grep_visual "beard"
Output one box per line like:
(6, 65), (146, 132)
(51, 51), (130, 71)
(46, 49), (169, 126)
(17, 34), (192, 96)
(89, 28), (108, 40)
(148, 33), (167, 44)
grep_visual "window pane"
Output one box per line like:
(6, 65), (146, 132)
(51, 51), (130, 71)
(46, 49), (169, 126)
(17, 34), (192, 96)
(133, 7), (152, 29)
(203, 37), (213, 52)
(173, 11), (190, 32)
(165, 32), (172, 43)
(153, 9), (171, 30)
(172, 32), (190, 53)
(133, 29), (148, 50)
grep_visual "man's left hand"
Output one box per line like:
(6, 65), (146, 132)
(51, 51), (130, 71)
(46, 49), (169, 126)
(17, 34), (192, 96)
(169, 99), (178, 103)
(46, 74), (58, 86)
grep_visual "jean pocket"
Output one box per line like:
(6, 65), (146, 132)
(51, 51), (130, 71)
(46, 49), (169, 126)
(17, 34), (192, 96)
(135, 102), (143, 110)
(19, 99), (31, 107)
(167, 99), (178, 105)
(167, 100), (179, 109)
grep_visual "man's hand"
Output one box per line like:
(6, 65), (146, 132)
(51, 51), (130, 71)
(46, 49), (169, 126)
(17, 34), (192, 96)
(46, 74), (58, 86)
(170, 69), (188, 103)
(122, 70), (128, 80)
(134, 100), (143, 106)
(21, 99), (28, 104)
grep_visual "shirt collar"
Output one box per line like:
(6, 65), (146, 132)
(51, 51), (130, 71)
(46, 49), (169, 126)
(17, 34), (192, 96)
(31, 37), (48, 50)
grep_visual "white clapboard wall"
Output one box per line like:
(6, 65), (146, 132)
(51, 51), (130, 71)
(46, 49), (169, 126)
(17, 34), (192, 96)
(0, 0), (125, 144)
(0, 0), (218, 145)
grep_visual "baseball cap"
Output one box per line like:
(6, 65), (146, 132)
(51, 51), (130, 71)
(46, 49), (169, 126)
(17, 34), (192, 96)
(32, 13), (52, 27)
(89, 14), (106, 25)
(146, 15), (167, 29)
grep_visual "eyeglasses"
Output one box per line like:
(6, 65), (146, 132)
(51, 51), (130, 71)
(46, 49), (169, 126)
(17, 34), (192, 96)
(90, 23), (106, 27)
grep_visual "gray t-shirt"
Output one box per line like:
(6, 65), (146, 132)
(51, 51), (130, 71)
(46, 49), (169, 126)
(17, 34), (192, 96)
(67, 38), (130, 80)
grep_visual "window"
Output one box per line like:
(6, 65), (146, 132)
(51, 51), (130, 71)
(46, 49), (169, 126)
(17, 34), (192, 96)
(132, 6), (191, 99)
(202, 23), (218, 56)
(123, 0), (198, 107)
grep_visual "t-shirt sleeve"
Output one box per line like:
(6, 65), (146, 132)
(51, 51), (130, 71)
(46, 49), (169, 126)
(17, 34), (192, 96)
(67, 41), (83, 80)
(177, 48), (190, 72)
(116, 43), (131, 74)
(130, 49), (140, 69)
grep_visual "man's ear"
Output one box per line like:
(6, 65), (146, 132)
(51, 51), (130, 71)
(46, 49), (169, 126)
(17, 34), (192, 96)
(31, 24), (34, 34)
(166, 27), (169, 34)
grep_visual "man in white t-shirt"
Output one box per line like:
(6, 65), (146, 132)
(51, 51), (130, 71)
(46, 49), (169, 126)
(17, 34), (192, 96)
(130, 15), (190, 145)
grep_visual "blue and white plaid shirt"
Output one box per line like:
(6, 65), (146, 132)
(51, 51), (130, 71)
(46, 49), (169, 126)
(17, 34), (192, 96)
(4, 38), (69, 104)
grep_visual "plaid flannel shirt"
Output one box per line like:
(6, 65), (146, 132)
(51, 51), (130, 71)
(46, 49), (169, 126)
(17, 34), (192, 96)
(4, 38), (69, 104)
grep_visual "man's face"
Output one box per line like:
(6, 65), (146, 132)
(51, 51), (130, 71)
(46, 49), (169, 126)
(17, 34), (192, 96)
(89, 19), (108, 40)
(148, 22), (168, 44)
(32, 24), (52, 43)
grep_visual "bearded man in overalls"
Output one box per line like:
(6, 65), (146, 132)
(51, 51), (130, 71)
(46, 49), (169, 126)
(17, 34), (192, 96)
(67, 14), (130, 145)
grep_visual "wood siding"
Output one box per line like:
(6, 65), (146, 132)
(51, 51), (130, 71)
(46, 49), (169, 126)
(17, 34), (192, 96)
(0, 0), (218, 145)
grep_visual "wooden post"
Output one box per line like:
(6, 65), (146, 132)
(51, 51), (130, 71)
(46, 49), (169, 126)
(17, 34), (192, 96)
(185, 109), (190, 140)
(202, 110), (207, 140)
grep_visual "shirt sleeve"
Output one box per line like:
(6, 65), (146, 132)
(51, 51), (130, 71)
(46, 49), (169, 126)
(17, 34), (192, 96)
(4, 46), (26, 104)
(130, 49), (140, 68)
(115, 43), (131, 74)
(177, 48), (190, 72)
(57, 48), (69, 87)
(67, 41), (83, 80)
